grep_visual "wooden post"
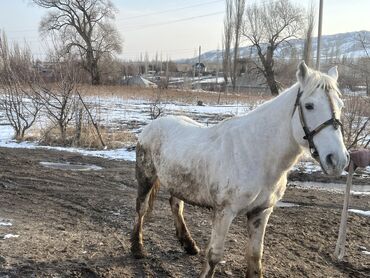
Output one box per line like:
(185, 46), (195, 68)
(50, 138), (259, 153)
(334, 160), (354, 260)
(76, 90), (106, 149)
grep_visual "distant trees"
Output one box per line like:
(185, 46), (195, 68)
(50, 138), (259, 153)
(222, 0), (246, 92)
(356, 32), (370, 96)
(243, 0), (304, 95)
(33, 0), (122, 85)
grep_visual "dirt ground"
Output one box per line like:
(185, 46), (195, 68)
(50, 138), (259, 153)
(0, 147), (369, 278)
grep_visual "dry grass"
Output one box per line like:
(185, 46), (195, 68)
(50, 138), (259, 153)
(38, 124), (137, 150)
(76, 85), (272, 105)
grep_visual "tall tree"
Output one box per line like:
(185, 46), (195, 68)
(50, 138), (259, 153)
(230, 0), (245, 92)
(33, 0), (122, 85)
(243, 0), (304, 95)
(222, 0), (233, 90)
(303, 2), (316, 66)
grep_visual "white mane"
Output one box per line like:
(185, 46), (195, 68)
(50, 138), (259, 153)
(299, 68), (340, 98)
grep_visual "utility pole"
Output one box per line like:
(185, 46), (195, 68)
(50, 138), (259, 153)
(198, 45), (201, 89)
(316, 0), (323, 70)
(216, 46), (219, 86)
(160, 51), (163, 74)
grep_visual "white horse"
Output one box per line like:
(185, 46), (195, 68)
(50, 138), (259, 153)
(130, 62), (349, 278)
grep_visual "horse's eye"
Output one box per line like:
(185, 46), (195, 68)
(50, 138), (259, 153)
(305, 103), (314, 110)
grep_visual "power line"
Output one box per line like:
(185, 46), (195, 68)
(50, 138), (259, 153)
(123, 11), (224, 32)
(118, 0), (224, 22)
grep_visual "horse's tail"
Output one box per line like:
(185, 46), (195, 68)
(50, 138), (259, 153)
(148, 178), (160, 213)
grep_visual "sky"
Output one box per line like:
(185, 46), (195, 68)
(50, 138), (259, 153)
(1, 0), (370, 61)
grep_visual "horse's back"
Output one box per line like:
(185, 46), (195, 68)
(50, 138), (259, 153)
(138, 115), (205, 148)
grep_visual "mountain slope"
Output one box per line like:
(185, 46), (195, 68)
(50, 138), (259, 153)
(178, 31), (370, 64)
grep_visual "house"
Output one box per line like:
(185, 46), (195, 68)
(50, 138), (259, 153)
(124, 75), (158, 88)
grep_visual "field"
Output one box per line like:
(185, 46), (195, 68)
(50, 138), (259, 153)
(0, 88), (369, 277)
(0, 148), (369, 278)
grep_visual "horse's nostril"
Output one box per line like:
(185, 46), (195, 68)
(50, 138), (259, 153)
(326, 154), (336, 168)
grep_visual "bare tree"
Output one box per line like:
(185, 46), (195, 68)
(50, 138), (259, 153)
(243, 0), (304, 95)
(0, 32), (42, 140)
(356, 32), (370, 96)
(37, 56), (80, 144)
(33, 0), (122, 85)
(230, 0), (245, 92)
(222, 0), (233, 90)
(342, 95), (369, 149)
(303, 2), (316, 67)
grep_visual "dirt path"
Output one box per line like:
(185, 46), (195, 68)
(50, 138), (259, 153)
(0, 147), (369, 277)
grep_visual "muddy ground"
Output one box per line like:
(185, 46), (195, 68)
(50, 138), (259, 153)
(0, 147), (369, 278)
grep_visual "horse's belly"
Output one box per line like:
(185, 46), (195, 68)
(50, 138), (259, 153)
(168, 186), (213, 208)
(158, 169), (214, 208)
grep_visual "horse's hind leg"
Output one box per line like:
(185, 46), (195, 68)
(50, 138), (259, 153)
(131, 144), (159, 259)
(131, 176), (158, 258)
(169, 196), (200, 255)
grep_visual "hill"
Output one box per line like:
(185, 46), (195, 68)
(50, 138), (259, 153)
(178, 31), (370, 64)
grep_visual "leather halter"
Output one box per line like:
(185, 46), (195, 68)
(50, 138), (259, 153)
(292, 87), (343, 160)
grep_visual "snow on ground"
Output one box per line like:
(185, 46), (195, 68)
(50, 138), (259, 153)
(2, 234), (19, 239)
(292, 161), (322, 174)
(0, 98), (249, 162)
(290, 181), (370, 195)
(40, 162), (103, 171)
(348, 209), (370, 217)
(0, 96), (369, 182)
(276, 201), (300, 208)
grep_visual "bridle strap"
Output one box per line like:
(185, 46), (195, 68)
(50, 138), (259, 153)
(292, 87), (343, 160)
(303, 118), (342, 140)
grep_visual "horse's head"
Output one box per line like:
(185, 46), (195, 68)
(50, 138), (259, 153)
(292, 61), (349, 176)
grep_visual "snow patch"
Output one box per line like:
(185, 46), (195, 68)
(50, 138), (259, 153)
(291, 181), (370, 195)
(0, 222), (12, 226)
(40, 162), (103, 171)
(276, 201), (299, 208)
(351, 191), (370, 196)
(2, 234), (19, 239)
(348, 209), (370, 217)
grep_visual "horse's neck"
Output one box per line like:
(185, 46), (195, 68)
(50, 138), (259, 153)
(243, 84), (303, 172)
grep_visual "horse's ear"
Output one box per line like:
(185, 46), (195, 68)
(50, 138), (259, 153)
(328, 66), (338, 81)
(297, 61), (309, 85)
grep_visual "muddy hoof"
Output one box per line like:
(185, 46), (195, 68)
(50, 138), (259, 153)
(131, 244), (147, 259)
(184, 241), (200, 255)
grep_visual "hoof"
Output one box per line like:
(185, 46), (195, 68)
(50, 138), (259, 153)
(184, 240), (200, 255)
(131, 243), (147, 259)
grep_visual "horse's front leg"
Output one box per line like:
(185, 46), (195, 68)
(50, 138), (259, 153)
(245, 207), (273, 278)
(200, 208), (236, 278)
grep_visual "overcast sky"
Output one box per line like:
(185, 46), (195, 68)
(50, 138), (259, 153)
(1, 0), (370, 61)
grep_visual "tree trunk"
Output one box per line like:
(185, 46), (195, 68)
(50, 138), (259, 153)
(262, 46), (279, 96)
(91, 60), (100, 85)
(86, 47), (101, 85)
(59, 122), (67, 145)
(15, 129), (22, 141)
(265, 70), (280, 96)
